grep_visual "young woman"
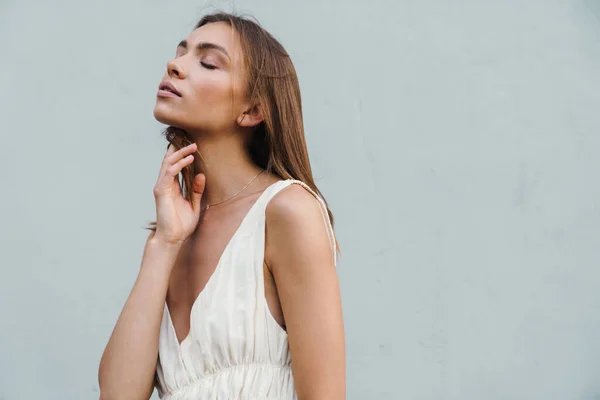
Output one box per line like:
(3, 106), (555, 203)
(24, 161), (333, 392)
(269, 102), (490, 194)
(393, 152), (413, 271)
(99, 12), (345, 400)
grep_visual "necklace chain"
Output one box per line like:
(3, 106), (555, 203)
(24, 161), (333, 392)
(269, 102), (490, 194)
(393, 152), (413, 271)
(202, 169), (264, 212)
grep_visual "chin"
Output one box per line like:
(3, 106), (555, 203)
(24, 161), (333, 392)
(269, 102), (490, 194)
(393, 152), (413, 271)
(153, 104), (209, 134)
(154, 105), (182, 128)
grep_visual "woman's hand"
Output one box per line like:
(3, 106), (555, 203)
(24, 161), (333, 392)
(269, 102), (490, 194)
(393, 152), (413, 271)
(152, 142), (205, 245)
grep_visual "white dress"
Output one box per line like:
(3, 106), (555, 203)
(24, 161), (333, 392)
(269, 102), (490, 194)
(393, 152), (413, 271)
(154, 179), (337, 399)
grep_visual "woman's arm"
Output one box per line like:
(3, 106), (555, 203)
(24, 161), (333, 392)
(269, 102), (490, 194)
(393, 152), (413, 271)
(266, 185), (346, 400)
(99, 142), (203, 400)
(98, 234), (182, 400)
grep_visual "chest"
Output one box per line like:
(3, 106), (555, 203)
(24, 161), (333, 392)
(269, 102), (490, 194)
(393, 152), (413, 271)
(166, 194), (263, 318)
(169, 215), (244, 299)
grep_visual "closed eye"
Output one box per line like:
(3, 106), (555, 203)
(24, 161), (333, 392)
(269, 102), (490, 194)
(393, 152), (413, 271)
(200, 61), (217, 70)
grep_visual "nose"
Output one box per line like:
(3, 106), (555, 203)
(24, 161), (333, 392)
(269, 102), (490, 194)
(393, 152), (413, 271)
(167, 59), (185, 79)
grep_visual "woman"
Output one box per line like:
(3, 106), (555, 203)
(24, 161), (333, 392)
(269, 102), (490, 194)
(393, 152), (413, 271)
(98, 12), (345, 400)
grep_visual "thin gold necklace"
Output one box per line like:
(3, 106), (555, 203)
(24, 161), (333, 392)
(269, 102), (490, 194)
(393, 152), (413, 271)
(202, 169), (265, 212)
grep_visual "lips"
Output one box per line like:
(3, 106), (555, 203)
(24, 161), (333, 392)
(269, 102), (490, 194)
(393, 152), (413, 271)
(158, 81), (181, 97)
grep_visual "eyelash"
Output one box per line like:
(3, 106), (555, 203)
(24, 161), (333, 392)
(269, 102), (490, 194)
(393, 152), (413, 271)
(200, 61), (217, 70)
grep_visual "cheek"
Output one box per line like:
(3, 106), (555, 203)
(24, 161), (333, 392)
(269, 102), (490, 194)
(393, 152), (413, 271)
(188, 74), (246, 127)
(190, 74), (232, 107)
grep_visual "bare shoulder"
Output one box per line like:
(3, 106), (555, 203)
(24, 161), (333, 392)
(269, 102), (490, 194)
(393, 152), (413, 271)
(265, 183), (324, 227)
(265, 182), (334, 273)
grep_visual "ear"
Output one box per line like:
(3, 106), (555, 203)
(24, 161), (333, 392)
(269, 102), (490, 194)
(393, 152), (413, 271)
(237, 104), (263, 128)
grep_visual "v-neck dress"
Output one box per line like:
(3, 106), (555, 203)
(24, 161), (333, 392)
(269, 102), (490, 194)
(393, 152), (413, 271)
(154, 179), (337, 399)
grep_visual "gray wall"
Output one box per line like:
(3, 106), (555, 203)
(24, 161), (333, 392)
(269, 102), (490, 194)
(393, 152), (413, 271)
(1, 1), (599, 399)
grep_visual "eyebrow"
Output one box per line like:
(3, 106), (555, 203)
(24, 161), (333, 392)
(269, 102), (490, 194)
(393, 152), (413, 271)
(177, 40), (230, 60)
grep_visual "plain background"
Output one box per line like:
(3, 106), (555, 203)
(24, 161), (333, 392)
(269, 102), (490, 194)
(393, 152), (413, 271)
(1, 0), (600, 399)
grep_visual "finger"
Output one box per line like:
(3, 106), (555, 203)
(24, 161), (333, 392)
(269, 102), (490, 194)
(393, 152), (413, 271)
(165, 143), (197, 165)
(159, 143), (195, 178)
(165, 143), (177, 157)
(164, 154), (195, 179)
(155, 154), (194, 197)
(172, 172), (183, 196)
(191, 173), (206, 214)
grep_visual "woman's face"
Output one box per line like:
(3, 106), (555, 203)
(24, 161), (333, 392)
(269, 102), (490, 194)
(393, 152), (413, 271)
(153, 22), (250, 134)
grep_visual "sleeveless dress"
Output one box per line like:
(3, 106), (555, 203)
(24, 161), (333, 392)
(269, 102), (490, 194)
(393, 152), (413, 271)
(154, 179), (337, 399)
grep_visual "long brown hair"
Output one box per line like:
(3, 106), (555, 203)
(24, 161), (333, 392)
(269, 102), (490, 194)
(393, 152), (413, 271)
(153, 12), (337, 249)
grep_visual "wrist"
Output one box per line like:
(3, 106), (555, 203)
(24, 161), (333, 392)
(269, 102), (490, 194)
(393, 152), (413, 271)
(147, 233), (185, 252)
(141, 234), (184, 276)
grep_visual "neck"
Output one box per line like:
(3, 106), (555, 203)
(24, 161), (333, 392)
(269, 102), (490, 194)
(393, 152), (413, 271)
(190, 131), (263, 207)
